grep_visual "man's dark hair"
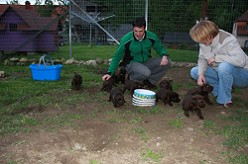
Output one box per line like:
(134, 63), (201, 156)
(132, 17), (146, 28)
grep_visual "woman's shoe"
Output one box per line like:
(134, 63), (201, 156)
(220, 101), (232, 108)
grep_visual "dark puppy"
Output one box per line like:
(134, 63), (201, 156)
(186, 83), (214, 105)
(159, 78), (173, 91)
(108, 87), (126, 108)
(101, 77), (117, 92)
(123, 79), (144, 96)
(156, 88), (180, 106)
(112, 66), (126, 84)
(182, 94), (206, 119)
(71, 73), (83, 91)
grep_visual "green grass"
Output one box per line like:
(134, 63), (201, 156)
(227, 152), (248, 164)
(42, 113), (82, 130)
(11, 45), (198, 63)
(141, 148), (163, 163)
(221, 110), (248, 149)
(135, 105), (161, 114)
(130, 117), (143, 124)
(133, 126), (149, 141)
(203, 120), (217, 131)
(168, 118), (184, 128)
(0, 46), (247, 163)
(90, 159), (102, 164)
(0, 64), (102, 134)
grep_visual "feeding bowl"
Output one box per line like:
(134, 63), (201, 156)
(132, 89), (156, 107)
(133, 89), (156, 99)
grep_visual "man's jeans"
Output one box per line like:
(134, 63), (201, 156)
(125, 57), (171, 85)
(190, 62), (248, 104)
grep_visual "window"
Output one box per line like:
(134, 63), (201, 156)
(0, 23), (6, 30)
(9, 23), (17, 31)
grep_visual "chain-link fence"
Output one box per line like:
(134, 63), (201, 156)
(66, 0), (248, 48)
(0, 0), (247, 58)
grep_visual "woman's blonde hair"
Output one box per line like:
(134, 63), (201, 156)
(189, 20), (219, 43)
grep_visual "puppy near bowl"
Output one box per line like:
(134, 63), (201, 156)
(182, 94), (206, 120)
(108, 87), (126, 108)
(186, 83), (214, 105)
(101, 77), (117, 93)
(123, 79), (144, 96)
(156, 88), (180, 106)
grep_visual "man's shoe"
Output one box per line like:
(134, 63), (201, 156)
(127, 74), (130, 80)
(143, 80), (157, 89)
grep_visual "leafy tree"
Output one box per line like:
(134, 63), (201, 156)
(36, 0), (56, 17)
(45, 0), (53, 5)
(148, 0), (203, 38)
(98, 0), (137, 26)
(7, 0), (19, 4)
(34, 0), (42, 5)
(39, 0), (247, 42)
(207, 0), (248, 32)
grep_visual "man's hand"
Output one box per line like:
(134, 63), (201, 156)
(160, 56), (169, 66)
(102, 74), (111, 81)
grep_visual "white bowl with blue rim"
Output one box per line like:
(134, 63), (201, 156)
(132, 89), (156, 106)
(132, 101), (155, 107)
(133, 97), (155, 103)
(133, 89), (156, 100)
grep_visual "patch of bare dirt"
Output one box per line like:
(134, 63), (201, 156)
(1, 66), (247, 164)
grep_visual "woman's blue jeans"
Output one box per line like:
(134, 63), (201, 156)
(190, 62), (248, 104)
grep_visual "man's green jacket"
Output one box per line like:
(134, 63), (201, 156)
(107, 30), (168, 76)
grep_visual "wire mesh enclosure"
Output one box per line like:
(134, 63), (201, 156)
(0, 0), (247, 58)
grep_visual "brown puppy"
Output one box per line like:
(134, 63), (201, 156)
(71, 73), (82, 91)
(108, 87), (126, 108)
(112, 66), (126, 84)
(159, 79), (173, 91)
(156, 88), (180, 106)
(182, 94), (205, 120)
(186, 83), (214, 105)
(101, 77), (117, 92)
(123, 79), (144, 96)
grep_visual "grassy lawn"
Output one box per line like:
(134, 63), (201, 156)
(19, 45), (199, 62)
(1, 45), (248, 163)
